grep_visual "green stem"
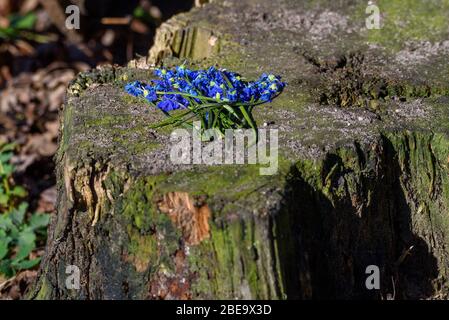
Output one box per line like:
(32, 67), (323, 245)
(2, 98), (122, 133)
(156, 91), (218, 102)
(239, 105), (258, 143)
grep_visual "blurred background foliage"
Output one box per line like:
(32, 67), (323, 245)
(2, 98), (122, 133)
(0, 0), (196, 299)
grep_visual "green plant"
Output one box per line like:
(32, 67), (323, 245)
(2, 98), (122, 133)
(0, 12), (49, 43)
(125, 66), (286, 142)
(0, 143), (50, 278)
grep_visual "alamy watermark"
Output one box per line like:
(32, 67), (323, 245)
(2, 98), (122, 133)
(365, 265), (380, 290)
(365, 1), (381, 30)
(170, 122), (279, 175)
(65, 264), (80, 290)
(65, 5), (80, 30)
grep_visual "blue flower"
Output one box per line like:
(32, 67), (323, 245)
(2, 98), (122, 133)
(125, 66), (286, 112)
(124, 66), (286, 141)
(227, 89), (238, 102)
(143, 85), (157, 102)
(176, 65), (188, 77)
(157, 98), (182, 112)
(154, 68), (175, 80)
(125, 81), (145, 97)
(240, 85), (257, 102)
(207, 82), (224, 100)
(153, 79), (172, 92)
(259, 90), (274, 102)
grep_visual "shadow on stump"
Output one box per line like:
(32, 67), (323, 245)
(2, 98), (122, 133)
(276, 138), (439, 299)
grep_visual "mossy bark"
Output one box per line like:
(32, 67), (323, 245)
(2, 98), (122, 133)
(30, 0), (449, 299)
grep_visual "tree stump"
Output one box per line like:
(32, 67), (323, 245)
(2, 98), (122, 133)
(31, 0), (449, 299)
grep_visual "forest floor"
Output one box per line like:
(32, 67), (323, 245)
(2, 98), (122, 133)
(0, 0), (193, 299)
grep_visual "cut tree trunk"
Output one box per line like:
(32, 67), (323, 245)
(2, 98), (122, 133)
(30, 0), (449, 299)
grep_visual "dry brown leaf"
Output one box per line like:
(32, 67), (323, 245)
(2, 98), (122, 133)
(20, 0), (39, 14)
(101, 29), (115, 46)
(14, 39), (36, 56)
(37, 186), (57, 213)
(0, 270), (37, 300)
(23, 133), (58, 157)
(44, 120), (59, 137)
(131, 20), (149, 34)
(11, 153), (37, 172)
(0, 65), (12, 82)
(73, 62), (91, 72)
(48, 85), (66, 111)
(0, 17), (9, 28)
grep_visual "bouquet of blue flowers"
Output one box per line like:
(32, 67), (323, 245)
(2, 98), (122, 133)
(125, 65), (286, 140)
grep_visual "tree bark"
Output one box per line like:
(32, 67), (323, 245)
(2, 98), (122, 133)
(30, 0), (449, 299)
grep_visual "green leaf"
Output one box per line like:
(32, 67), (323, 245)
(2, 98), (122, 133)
(13, 242), (34, 263)
(0, 152), (13, 164)
(0, 193), (8, 206)
(223, 105), (241, 121)
(133, 6), (145, 19)
(238, 105), (258, 143)
(0, 28), (13, 40)
(18, 227), (35, 245)
(8, 224), (19, 239)
(0, 143), (15, 153)
(11, 257), (40, 270)
(10, 13), (37, 30)
(0, 260), (13, 277)
(29, 213), (50, 230)
(1, 163), (13, 176)
(16, 228), (36, 262)
(0, 215), (13, 231)
(10, 186), (27, 198)
(10, 202), (28, 225)
(0, 237), (11, 260)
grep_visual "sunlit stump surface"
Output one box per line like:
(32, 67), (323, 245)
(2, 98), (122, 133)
(31, 0), (449, 299)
